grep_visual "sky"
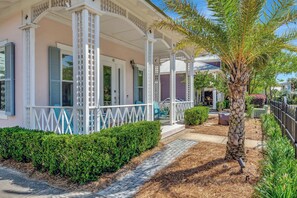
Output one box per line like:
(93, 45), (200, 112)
(151, 0), (297, 82)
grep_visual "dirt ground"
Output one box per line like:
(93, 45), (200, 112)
(187, 115), (263, 141)
(136, 142), (263, 198)
(0, 143), (164, 192)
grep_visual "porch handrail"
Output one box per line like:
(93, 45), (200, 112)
(98, 103), (148, 109)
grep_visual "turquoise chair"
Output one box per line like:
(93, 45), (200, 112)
(153, 101), (169, 119)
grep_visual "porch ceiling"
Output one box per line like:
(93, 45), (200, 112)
(0, 0), (20, 12)
(46, 10), (171, 53)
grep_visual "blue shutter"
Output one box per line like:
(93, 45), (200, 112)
(49, 46), (61, 106)
(5, 42), (15, 116)
(133, 66), (139, 103)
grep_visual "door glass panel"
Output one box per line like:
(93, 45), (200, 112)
(62, 82), (73, 106)
(103, 66), (112, 106)
(138, 70), (143, 87)
(62, 54), (73, 81)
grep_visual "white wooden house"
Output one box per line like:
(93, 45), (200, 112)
(0, 0), (195, 134)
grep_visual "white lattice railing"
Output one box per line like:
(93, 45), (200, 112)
(175, 101), (192, 122)
(97, 104), (147, 130)
(31, 0), (71, 22)
(32, 106), (74, 134)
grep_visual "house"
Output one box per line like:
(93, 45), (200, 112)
(0, 0), (195, 134)
(160, 54), (224, 110)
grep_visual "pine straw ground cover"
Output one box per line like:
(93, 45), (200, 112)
(136, 119), (263, 198)
(187, 115), (263, 141)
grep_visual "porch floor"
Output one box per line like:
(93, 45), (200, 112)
(161, 124), (185, 139)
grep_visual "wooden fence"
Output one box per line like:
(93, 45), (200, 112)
(270, 101), (297, 158)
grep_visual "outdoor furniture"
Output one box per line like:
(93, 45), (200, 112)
(154, 101), (169, 119)
(218, 112), (230, 125)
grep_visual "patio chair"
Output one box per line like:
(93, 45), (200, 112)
(154, 101), (169, 119)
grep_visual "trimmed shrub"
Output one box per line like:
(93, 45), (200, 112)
(0, 121), (161, 184)
(216, 101), (224, 112)
(185, 106), (209, 125)
(256, 114), (297, 197)
(250, 94), (266, 108)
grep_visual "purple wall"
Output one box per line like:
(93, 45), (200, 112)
(160, 74), (186, 101)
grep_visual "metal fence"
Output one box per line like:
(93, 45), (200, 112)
(270, 101), (297, 158)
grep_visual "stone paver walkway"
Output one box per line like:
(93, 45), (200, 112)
(180, 132), (264, 148)
(0, 166), (93, 198)
(96, 139), (197, 198)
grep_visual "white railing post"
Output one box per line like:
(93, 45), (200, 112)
(20, 9), (38, 129)
(144, 31), (154, 121)
(170, 53), (176, 125)
(154, 57), (161, 102)
(70, 3), (101, 134)
(189, 60), (195, 108)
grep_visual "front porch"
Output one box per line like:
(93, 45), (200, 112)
(21, 0), (195, 134)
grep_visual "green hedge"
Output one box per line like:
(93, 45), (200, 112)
(184, 106), (209, 125)
(0, 121), (161, 184)
(256, 114), (297, 197)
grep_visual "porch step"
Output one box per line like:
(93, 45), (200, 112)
(161, 124), (185, 139)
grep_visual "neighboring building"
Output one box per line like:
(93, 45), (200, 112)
(0, 0), (195, 134)
(160, 54), (224, 109)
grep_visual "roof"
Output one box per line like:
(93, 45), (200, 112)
(144, 0), (167, 17)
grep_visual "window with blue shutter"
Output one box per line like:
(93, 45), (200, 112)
(49, 46), (61, 106)
(0, 42), (15, 116)
(133, 65), (144, 103)
(0, 47), (5, 111)
(49, 46), (73, 106)
(133, 66), (139, 103)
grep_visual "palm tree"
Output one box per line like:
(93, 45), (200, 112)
(155, 0), (297, 160)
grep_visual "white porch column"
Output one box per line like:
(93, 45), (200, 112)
(154, 58), (161, 102)
(170, 53), (176, 125)
(189, 60), (194, 107)
(71, 7), (101, 134)
(20, 23), (37, 129)
(185, 61), (189, 101)
(144, 32), (154, 121)
(213, 89), (217, 110)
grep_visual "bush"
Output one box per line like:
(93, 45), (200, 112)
(256, 114), (297, 197)
(0, 121), (161, 184)
(184, 106), (209, 125)
(216, 100), (230, 111)
(245, 95), (254, 118)
(249, 94), (266, 108)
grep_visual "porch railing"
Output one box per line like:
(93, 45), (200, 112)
(30, 101), (191, 134)
(32, 106), (74, 134)
(31, 104), (147, 134)
(97, 104), (147, 130)
(175, 101), (192, 122)
(270, 101), (297, 158)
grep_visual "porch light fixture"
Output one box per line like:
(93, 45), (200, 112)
(130, 59), (136, 69)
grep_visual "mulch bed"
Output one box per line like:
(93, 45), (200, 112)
(187, 116), (263, 141)
(136, 142), (263, 198)
(0, 143), (164, 192)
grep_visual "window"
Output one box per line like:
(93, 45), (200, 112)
(0, 47), (5, 111)
(138, 70), (144, 102)
(61, 53), (73, 106)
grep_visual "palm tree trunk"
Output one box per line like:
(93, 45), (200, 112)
(225, 68), (249, 160)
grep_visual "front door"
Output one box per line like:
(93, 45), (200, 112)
(101, 57), (124, 106)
